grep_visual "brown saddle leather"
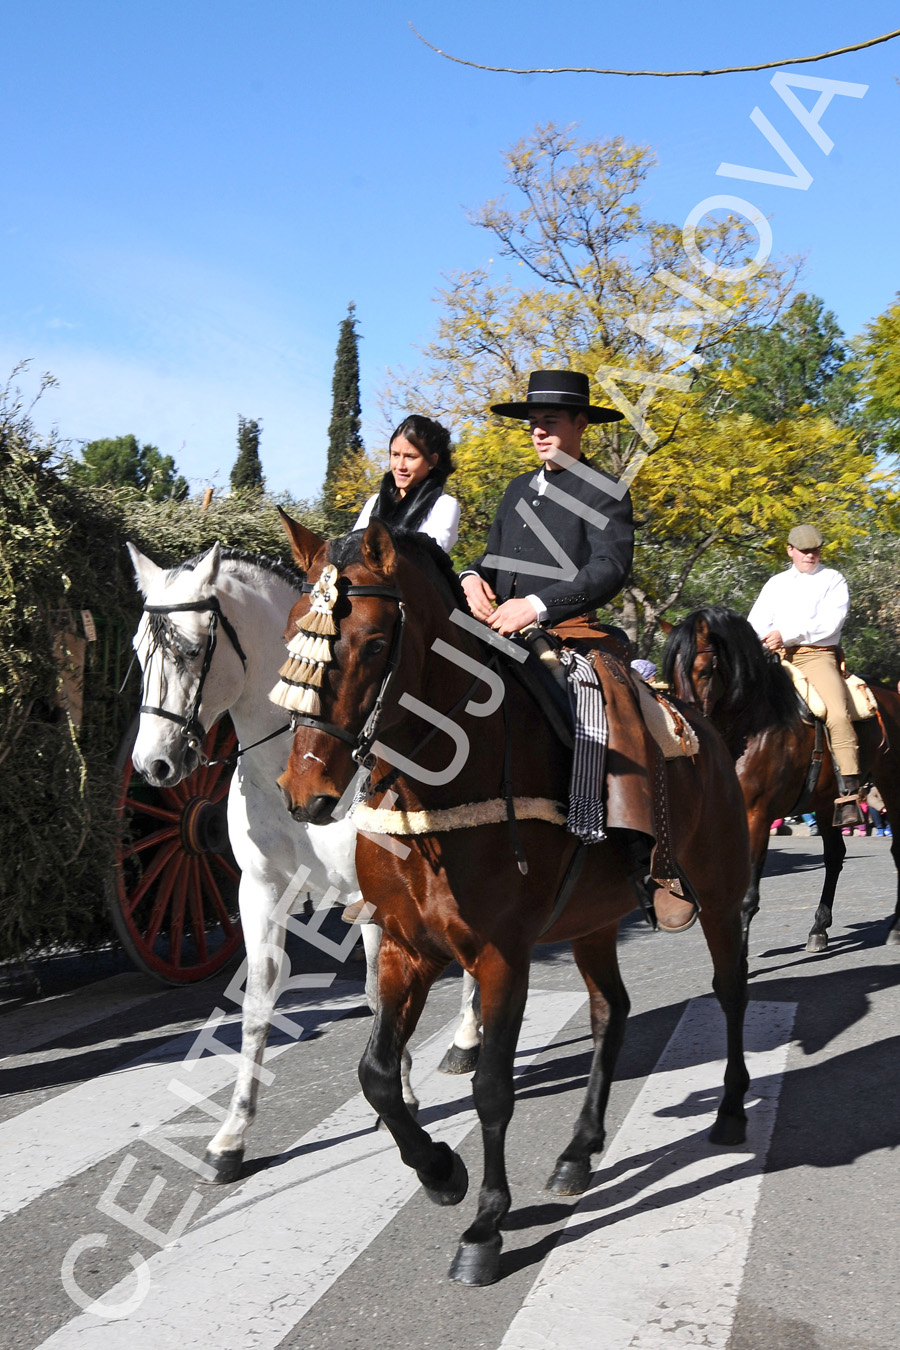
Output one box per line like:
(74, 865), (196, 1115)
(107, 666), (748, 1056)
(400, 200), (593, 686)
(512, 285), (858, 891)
(545, 620), (678, 886)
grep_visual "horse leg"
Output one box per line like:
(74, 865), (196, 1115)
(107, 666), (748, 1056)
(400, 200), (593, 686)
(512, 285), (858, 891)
(547, 924), (629, 1196)
(203, 879), (285, 1182)
(358, 935), (468, 1200)
(806, 819), (846, 953)
(449, 950), (529, 1287)
(698, 902), (749, 1146)
(361, 921), (419, 1113)
(438, 971), (482, 1074)
(741, 808), (771, 943)
(885, 831), (900, 946)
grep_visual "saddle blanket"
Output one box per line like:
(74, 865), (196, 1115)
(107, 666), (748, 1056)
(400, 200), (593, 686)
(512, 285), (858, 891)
(634, 678), (700, 759)
(780, 661), (878, 722)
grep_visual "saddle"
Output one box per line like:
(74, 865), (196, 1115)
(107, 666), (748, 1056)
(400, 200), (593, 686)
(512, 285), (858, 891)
(505, 617), (686, 889)
(780, 659), (879, 723)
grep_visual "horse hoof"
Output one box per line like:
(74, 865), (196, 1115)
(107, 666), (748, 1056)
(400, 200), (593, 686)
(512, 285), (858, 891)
(885, 925), (900, 947)
(546, 1157), (592, 1195)
(202, 1148), (244, 1184)
(709, 1113), (746, 1147)
(806, 932), (828, 953)
(438, 1043), (481, 1075)
(420, 1145), (468, 1206)
(449, 1234), (502, 1286)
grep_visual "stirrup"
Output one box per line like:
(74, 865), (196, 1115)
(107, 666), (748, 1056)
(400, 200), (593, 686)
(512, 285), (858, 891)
(832, 793), (864, 828)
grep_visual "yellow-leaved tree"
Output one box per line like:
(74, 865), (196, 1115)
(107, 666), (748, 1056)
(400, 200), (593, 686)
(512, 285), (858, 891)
(385, 123), (898, 650)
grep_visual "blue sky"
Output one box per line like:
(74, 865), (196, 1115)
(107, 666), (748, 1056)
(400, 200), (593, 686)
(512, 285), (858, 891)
(2, 1), (899, 499)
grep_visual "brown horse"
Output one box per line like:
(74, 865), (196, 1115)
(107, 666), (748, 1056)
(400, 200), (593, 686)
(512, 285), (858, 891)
(663, 605), (900, 951)
(275, 515), (751, 1286)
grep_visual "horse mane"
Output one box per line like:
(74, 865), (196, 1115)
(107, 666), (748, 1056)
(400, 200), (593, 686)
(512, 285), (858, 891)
(169, 547), (303, 592)
(329, 527), (468, 613)
(662, 605), (803, 725)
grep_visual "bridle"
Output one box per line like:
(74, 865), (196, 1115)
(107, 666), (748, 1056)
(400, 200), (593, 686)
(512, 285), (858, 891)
(693, 642), (720, 717)
(286, 579), (406, 769)
(139, 597), (248, 753)
(285, 575), (498, 799)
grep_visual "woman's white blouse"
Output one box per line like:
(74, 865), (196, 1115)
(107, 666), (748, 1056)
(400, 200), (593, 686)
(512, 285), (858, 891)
(353, 493), (461, 552)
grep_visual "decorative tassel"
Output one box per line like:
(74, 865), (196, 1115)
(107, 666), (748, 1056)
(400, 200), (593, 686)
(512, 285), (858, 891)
(268, 678), (321, 716)
(270, 564), (338, 719)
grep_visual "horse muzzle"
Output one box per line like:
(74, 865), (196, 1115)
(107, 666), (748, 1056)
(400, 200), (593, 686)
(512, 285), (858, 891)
(278, 778), (339, 826)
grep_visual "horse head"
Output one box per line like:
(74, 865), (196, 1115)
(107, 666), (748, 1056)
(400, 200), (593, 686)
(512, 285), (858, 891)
(128, 542), (249, 786)
(663, 610), (729, 717)
(273, 511), (410, 826)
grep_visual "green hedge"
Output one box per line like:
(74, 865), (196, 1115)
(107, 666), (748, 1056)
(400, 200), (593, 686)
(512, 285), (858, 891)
(0, 390), (321, 962)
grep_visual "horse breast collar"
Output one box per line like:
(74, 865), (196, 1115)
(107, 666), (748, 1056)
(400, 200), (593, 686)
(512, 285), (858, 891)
(140, 596), (247, 750)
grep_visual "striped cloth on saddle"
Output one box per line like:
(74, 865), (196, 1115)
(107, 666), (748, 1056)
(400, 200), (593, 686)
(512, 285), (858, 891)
(558, 647), (608, 844)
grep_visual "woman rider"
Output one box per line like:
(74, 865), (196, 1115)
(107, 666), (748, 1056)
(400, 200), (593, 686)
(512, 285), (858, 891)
(354, 414), (460, 552)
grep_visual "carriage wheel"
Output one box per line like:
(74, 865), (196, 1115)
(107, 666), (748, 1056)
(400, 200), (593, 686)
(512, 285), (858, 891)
(107, 716), (244, 984)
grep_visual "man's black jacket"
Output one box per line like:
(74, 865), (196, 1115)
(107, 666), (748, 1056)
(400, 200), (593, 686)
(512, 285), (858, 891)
(466, 458), (634, 624)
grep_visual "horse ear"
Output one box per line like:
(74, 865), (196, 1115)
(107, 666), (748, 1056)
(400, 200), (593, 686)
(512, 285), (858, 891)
(278, 507), (325, 572)
(192, 541), (222, 589)
(360, 519), (397, 578)
(127, 542), (163, 596)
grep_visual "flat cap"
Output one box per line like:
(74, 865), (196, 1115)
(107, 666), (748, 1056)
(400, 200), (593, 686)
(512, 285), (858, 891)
(788, 524), (824, 550)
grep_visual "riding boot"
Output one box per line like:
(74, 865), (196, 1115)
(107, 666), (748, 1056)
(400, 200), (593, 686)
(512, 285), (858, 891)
(832, 772), (864, 828)
(626, 835), (699, 933)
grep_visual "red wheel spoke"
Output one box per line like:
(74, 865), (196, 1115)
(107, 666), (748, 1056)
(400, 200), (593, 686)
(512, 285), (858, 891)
(123, 840), (181, 913)
(188, 859), (209, 965)
(169, 864), (189, 968)
(120, 825), (180, 859)
(210, 777), (232, 804)
(211, 855), (240, 883)
(198, 854), (237, 935)
(160, 781), (190, 808)
(143, 855), (183, 946)
(122, 796), (180, 823)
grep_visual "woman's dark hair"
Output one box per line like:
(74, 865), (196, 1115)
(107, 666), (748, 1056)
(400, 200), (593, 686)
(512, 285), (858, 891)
(368, 414), (455, 534)
(389, 414), (454, 487)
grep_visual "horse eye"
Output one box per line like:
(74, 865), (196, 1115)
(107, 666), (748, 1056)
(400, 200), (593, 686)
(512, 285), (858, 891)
(363, 637), (386, 658)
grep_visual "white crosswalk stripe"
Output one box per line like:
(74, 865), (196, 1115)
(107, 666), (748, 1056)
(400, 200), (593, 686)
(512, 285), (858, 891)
(0, 986), (360, 1223)
(35, 988), (587, 1349)
(2, 983), (797, 1350)
(501, 999), (795, 1350)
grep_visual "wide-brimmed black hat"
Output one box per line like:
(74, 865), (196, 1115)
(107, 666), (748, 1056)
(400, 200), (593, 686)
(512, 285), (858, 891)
(491, 370), (623, 424)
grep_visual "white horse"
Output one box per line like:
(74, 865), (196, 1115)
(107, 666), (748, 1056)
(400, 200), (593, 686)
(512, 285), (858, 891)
(128, 542), (404, 1181)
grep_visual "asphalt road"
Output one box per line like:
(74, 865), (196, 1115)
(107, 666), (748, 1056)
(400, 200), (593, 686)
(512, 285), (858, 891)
(1, 833), (898, 1350)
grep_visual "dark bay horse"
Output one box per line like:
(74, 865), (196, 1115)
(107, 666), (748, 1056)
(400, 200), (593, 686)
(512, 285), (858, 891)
(275, 516), (751, 1286)
(663, 606), (900, 951)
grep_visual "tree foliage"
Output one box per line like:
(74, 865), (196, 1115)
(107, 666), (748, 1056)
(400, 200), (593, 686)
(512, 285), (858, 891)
(230, 416), (264, 493)
(852, 292), (900, 460)
(324, 303), (365, 531)
(389, 122), (899, 649)
(68, 433), (188, 501)
(715, 293), (857, 423)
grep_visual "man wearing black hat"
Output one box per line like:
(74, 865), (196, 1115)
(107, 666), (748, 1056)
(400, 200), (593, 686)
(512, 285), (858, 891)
(460, 370), (634, 638)
(748, 523), (863, 826)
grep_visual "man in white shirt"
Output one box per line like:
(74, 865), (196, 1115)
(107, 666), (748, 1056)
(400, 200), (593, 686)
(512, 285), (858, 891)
(748, 523), (862, 825)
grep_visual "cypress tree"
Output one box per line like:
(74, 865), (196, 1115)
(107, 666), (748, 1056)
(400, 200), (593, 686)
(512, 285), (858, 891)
(323, 303), (364, 530)
(230, 416), (264, 492)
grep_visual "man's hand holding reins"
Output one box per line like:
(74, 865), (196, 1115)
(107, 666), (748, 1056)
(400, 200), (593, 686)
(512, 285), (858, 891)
(488, 597), (538, 637)
(461, 574), (497, 622)
(762, 629), (784, 653)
